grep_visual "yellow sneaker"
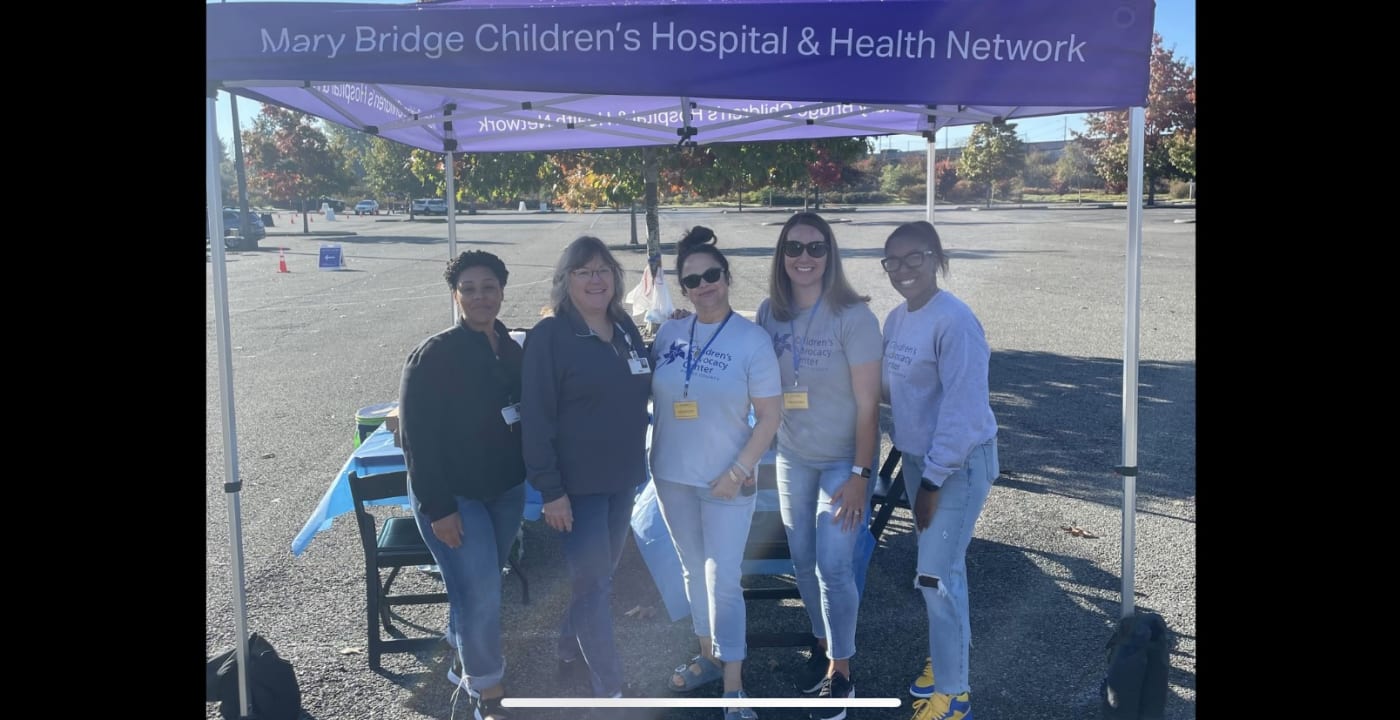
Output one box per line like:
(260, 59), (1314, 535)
(909, 691), (972, 720)
(908, 657), (935, 698)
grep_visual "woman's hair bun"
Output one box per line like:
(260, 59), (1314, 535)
(679, 226), (717, 249)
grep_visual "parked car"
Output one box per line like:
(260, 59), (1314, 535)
(425, 198), (449, 215)
(207, 208), (265, 251)
(411, 198), (431, 215)
(354, 199), (380, 215)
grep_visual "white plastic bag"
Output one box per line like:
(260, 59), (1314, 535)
(625, 258), (675, 324)
(645, 268), (676, 325)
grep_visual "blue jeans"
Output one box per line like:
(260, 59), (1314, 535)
(557, 487), (636, 697)
(900, 440), (998, 695)
(407, 481), (525, 693)
(776, 452), (875, 661)
(654, 479), (757, 662)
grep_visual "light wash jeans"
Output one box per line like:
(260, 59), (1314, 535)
(900, 439), (998, 695)
(654, 478), (757, 662)
(776, 451), (876, 661)
(557, 487), (636, 697)
(407, 481), (525, 693)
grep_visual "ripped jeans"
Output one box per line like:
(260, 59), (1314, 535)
(899, 440), (998, 695)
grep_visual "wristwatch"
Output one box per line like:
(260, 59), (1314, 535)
(851, 465), (872, 478)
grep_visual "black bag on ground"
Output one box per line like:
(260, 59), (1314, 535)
(205, 632), (301, 720)
(1100, 610), (1170, 720)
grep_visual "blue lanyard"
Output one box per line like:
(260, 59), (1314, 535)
(788, 297), (822, 386)
(684, 310), (734, 398)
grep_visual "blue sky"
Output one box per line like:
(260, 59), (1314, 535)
(213, 0), (1194, 153)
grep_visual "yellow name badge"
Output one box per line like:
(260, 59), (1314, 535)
(673, 400), (699, 419)
(783, 387), (810, 410)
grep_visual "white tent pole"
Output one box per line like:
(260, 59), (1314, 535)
(926, 134), (936, 223)
(1120, 106), (1145, 619)
(207, 95), (253, 719)
(445, 150), (458, 324)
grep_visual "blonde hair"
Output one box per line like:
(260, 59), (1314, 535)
(548, 236), (628, 321)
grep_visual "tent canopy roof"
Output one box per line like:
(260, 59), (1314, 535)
(206, 0), (1155, 152)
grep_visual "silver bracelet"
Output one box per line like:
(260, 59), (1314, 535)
(732, 460), (753, 479)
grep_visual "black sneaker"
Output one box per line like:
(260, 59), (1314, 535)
(474, 693), (510, 720)
(796, 649), (830, 694)
(809, 671), (854, 720)
(557, 657), (592, 693)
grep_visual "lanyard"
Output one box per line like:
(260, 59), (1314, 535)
(614, 322), (636, 357)
(684, 310), (734, 398)
(788, 297), (822, 386)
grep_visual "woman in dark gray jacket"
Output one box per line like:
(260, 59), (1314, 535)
(522, 236), (652, 704)
(399, 250), (524, 720)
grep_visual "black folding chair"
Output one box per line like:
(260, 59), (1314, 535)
(868, 447), (909, 544)
(348, 471), (447, 669)
(742, 460), (820, 650)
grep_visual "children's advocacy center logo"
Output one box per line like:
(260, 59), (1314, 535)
(659, 340), (689, 368)
(771, 332), (794, 359)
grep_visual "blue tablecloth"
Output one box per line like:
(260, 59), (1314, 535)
(291, 424), (543, 556)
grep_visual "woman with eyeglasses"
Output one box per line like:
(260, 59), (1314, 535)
(398, 251), (525, 720)
(521, 236), (653, 706)
(880, 221), (999, 720)
(753, 212), (882, 720)
(649, 226), (782, 720)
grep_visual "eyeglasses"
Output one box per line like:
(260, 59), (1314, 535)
(570, 267), (612, 281)
(880, 250), (934, 273)
(680, 267), (724, 289)
(782, 240), (830, 258)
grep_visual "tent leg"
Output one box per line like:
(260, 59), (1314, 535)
(1119, 106), (1146, 619)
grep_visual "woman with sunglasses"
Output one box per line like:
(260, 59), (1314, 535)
(649, 226), (782, 720)
(521, 236), (653, 708)
(880, 221), (999, 720)
(753, 212), (883, 720)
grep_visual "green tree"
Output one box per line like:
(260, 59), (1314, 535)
(325, 124), (375, 197)
(217, 137), (237, 206)
(880, 157), (923, 198)
(958, 122), (1026, 207)
(1078, 33), (1195, 201)
(1051, 140), (1097, 194)
(1166, 128), (1195, 180)
(360, 137), (427, 210)
(1021, 149), (1056, 191)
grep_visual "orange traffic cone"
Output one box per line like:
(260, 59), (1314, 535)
(278, 247), (290, 273)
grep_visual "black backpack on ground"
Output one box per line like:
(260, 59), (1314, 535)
(206, 632), (301, 720)
(1100, 610), (1170, 720)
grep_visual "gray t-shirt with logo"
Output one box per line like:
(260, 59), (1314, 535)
(757, 298), (884, 463)
(649, 312), (782, 488)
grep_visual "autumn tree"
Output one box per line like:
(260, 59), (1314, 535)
(934, 158), (959, 201)
(958, 122), (1026, 207)
(243, 106), (348, 232)
(1077, 33), (1195, 201)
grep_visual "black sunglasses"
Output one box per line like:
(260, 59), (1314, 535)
(782, 240), (830, 258)
(681, 267), (724, 289)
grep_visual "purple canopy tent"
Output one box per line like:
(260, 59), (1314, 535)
(206, 1), (1154, 714)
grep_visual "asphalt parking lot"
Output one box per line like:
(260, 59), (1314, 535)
(206, 203), (1196, 720)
